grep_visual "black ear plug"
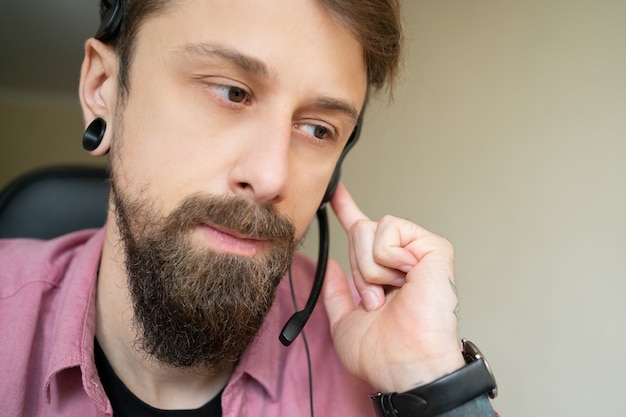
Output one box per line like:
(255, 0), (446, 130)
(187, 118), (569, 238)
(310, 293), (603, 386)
(82, 118), (107, 151)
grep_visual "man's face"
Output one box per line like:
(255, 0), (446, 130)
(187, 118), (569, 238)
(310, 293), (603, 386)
(110, 0), (367, 240)
(104, 0), (367, 369)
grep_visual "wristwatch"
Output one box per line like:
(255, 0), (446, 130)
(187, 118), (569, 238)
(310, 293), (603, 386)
(370, 339), (497, 417)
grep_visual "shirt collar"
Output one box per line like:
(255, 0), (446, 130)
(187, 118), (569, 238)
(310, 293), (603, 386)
(44, 228), (110, 411)
(43, 232), (318, 408)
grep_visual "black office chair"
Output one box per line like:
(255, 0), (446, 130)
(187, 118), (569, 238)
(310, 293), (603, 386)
(0, 166), (110, 239)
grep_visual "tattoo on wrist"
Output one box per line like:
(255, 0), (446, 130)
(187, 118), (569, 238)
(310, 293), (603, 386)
(448, 277), (460, 318)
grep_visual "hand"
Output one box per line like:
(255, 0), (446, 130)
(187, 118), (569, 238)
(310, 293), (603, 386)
(322, 183), (466, 393)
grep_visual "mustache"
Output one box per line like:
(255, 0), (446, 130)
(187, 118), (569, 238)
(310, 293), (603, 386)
(163, 193), (296, 241)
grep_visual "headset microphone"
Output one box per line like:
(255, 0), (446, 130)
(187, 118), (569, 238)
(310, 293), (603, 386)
(279, 118), (362, 346)
(279, 206), (330, 346)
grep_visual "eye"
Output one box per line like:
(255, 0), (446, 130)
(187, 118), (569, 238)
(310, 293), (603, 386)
(297, 123), (335, 141)
(210, 84), (250, 104)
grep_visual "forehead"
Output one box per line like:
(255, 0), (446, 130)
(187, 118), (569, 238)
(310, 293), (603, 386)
(131, 0), (368, 109)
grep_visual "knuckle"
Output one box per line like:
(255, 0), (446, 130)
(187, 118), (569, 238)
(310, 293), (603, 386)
(358, 266), (381, 284)
(353, 218), (371, 229)
(379, 214), (397, 224)
(349, 218), (372, 237)
(373, 245), (395, 264)
(439, 237), (455, 257)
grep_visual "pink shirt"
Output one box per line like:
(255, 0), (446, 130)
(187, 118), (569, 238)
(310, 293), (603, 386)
(0, 229), (374, 416)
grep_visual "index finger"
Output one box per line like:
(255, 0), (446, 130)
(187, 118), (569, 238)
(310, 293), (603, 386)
(330, 182), (369, 232)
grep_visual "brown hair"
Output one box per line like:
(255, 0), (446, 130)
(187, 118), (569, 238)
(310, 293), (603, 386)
(100, 0), (171, 101)
(320, 0), (404, 95)
(101, 0), (404, 100)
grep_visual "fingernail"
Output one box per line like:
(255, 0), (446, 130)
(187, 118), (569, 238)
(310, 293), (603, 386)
(391, 277), (406, 286)
(399, 265), (413, 273)
(362, 290), (381, 311)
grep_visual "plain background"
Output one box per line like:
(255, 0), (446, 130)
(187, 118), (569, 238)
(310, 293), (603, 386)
(1, 1), (625, 416)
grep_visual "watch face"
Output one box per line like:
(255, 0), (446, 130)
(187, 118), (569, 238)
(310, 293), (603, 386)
(462, 339), (498, 399)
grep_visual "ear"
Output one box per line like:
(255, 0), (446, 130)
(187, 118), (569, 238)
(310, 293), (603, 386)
(78, 38), (119, 156)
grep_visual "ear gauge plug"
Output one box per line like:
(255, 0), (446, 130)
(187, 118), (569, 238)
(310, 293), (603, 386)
(83, 118), (107, 151)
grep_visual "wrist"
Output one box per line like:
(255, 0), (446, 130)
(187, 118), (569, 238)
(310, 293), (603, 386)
(369, 338), (465, 392)
(370, 339), (497, 417)
(375, 346), (466, 393)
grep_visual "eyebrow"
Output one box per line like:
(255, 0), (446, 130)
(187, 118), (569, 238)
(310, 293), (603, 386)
(176, 42), (271, 79)
(314, 96), (360, 125)
(175, 42), (360, 123)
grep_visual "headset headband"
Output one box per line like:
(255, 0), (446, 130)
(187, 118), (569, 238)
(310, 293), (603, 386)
(95, 0), (123, 41)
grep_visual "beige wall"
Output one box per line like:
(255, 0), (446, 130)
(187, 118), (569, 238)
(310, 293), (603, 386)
(315, 1), (626, 415)
(2, 1), (625, 416)
(0, 94), (102, 188)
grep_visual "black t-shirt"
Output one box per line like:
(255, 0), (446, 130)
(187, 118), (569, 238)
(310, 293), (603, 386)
(94, 339), (223, 417)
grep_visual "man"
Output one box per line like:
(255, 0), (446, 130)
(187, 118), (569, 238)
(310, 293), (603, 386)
(0, 0), (498, 416)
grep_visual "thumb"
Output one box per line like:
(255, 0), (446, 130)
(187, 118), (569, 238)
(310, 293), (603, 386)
(322, 259), (355, 328)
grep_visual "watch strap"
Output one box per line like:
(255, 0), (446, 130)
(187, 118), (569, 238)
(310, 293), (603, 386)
(370, 359), (495, 417)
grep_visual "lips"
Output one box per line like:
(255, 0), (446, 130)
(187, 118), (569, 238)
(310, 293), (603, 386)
(198, 223), (269, 257)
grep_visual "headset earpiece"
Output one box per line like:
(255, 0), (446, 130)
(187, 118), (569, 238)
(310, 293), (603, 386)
(95, 0), (123, 41)
(320, 117), (362, 204)
(321, 166), (342, 205)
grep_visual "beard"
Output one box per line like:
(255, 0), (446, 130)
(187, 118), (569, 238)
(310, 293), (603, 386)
(110, 178), (296, 370)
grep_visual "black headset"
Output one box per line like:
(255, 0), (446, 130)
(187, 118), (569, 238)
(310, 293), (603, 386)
(95, 0), (123, 42)
(279, 122), (361, 346)
(95, 0), (363, 346)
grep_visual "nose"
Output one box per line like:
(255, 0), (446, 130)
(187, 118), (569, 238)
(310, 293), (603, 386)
(228, 117), (291, 205)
